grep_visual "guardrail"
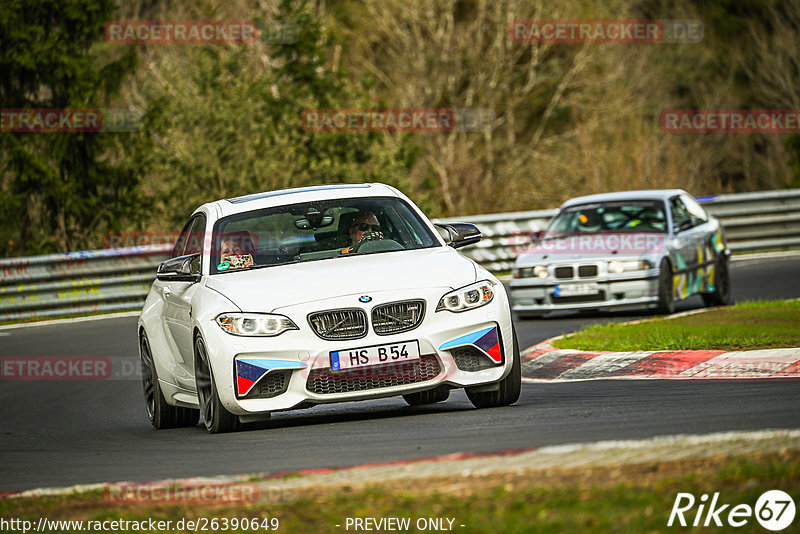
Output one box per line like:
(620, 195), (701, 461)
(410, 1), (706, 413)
(0, 245), (172, 322)
(1, 189), (799, 322)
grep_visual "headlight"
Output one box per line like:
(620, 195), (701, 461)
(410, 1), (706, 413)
(513, 267), (530, 278)
(512, 265), (548, 278)
(607, 259), (654, 274)
(216, 313), (298, 336)
(436, 281), (494, 312)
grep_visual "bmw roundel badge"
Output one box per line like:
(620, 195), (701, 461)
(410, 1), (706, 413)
(359, 295), (372, 303)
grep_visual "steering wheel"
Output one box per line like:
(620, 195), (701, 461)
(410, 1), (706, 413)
(349, 231), (385, 254)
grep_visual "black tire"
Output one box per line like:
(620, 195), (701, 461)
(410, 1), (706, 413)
(403, 385), (450, 406)
(140, 332), (198, 429)
(656, 259), (676, 315)
(514, 311), (546, 320)
(195, 335), (240, 434)
(702, 255), (731, 307)
(465, 326), (521, 409)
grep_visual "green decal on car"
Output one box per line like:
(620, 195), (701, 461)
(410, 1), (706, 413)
(217, 261), (230, 271)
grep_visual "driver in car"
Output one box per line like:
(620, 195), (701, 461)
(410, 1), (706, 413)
(341, 211), (384, 254)
(577, 210), (603, 231)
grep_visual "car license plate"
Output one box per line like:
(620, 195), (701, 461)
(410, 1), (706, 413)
(330, 341), (420, 371)
(554, 283), (599, 297)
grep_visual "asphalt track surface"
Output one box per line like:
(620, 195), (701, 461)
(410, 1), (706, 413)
(1, 255), (798, 492)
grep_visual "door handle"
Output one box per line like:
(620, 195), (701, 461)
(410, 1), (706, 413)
(162, 287), (171, 299)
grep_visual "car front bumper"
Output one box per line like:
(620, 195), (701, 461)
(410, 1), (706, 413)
(201, 285), (515, 415)
(510, 273), (660, 314)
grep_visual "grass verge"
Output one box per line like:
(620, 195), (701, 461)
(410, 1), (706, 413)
(1, 451), (797, 533)
(553, 300), (800, 352)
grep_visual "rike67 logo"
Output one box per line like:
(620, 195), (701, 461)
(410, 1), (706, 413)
(668, 490), (796, 531)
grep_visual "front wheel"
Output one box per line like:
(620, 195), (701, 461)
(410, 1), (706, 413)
(656, 259), (675, 315)
(702, 255), (731, 307)
(140, 332), (198, 429)
(195, 336), (240, 434)
(514, 311), (546, 320)
(465, 326), (521, 408)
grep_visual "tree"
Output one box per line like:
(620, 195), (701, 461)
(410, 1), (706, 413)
(0, 0), (137, 256)
(130, 0), (422, 230)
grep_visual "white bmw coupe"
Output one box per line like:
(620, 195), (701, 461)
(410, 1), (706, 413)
(138, 183), (520, 432)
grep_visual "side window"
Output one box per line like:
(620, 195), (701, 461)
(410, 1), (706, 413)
(172, 214), (206, 258)
(681, 195), (709, 224)
(670, 197), (692, 232)
(172, 219), (193, 258)
(184, 214), (206, 255)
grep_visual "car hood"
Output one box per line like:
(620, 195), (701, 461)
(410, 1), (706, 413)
(516, 232), (666, 264)
(204, 247), (476, 312)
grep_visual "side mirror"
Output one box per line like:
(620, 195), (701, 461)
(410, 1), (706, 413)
(676, 220), (694, 234)
(530, 230), (545, 245)
(157, 253), (201, 282)
(434, 222), (482, 249)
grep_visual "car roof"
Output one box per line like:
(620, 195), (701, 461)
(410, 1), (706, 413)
(198, 183), (403, 219)
(560, 189), (689, 209)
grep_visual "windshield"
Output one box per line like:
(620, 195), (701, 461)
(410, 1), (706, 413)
(210, 196), (440, 274)
(546, 200), (667, 237)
